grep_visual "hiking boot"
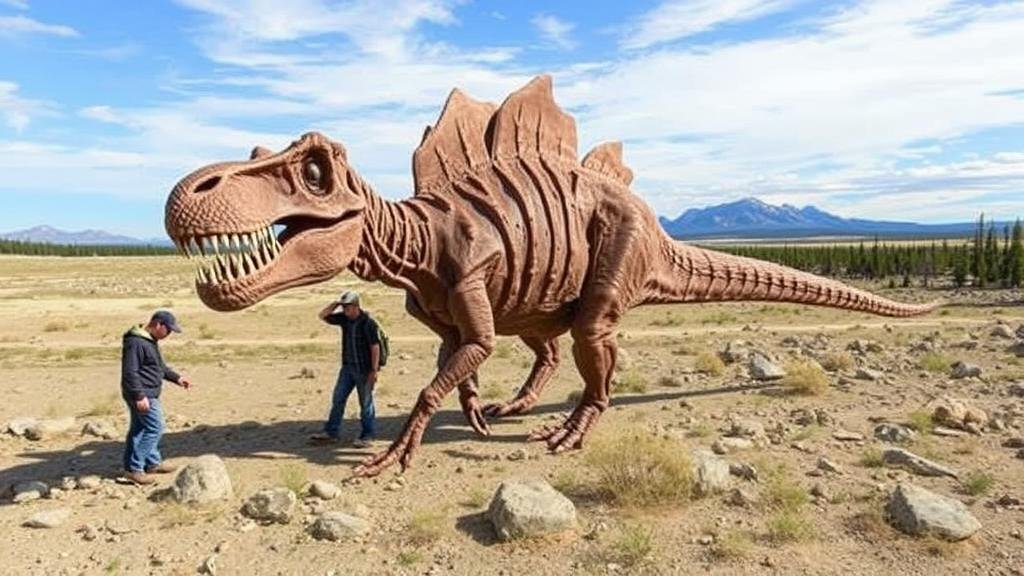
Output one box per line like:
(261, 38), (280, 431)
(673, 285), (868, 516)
(308, 433), (341, 445)
(145, 463), (177, 474)
(125, 471), (155, 485)
(352, 437), (373, 449)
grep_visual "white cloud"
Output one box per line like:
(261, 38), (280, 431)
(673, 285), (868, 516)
(0, 81), (52, 131)
(0, 0), (29, 9)
(620, 0), (795, 50)
(0, 15), (78, 37)
(532, 14), (576, 50)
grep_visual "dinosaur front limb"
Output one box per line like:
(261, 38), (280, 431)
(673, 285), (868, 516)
(484, 336), (560, 418)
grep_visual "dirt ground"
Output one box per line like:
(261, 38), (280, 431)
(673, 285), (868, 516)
(0, 255), (1022, 575)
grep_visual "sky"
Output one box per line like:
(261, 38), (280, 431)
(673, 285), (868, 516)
(1, 0), (1023, 237)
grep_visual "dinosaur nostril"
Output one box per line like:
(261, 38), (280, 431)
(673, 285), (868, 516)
(194, 175), (221, 194)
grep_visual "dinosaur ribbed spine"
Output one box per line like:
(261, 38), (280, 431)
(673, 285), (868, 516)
(165, 74), (939, 478)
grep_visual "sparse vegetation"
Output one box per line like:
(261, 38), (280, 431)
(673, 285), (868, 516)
(279, 464), (307, 495)
(780, 359), (829, 395)
(961, 471), (994, 496)
(819, 351), (854, 372)
(694, 350), (725, 376)
(584, 431), (693, 507)
(766, 510), (813, 544)
(480, 381), (505, 400)
(405, 509), (447, 546)
(906, 410), (935, 435)
(613, 369), (648, 393)
(80, 393), (121, 418)
(43, 320), (70, 333)
(859, 447), (884, 468)
(397, 550), (423, 566)
(710, 530), (753, 561)
(918, 351), (950, 373)
(460, 488), (489, 509)
(764, 466), (813, 545)
(609, 524), (655, 568)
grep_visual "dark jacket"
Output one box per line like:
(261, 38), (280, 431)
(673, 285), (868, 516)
(324, 311), (381, 372)
(120, 326), (180, 401)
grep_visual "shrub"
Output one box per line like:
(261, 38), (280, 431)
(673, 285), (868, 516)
(906, 410), (934, 435)
(694, 351), (725, 376)
(780, 360), (829, 395)
(43, 321), (70, 332)
(279, 464), (307, 495)
(918, 351), (950, 373)
(767, 510), (813, 544)
(859, 448), (884, 468)
(405, 509), (446, 546)
(584, 431), (693, 507)
(819, 351), (854, 372)
(613, 370), (648, 394)
(710, 530), (753, 561)
(610, 524), (655, 568)
(961, 472), (994, 496)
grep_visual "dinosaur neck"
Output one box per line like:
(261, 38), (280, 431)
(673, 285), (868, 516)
(347, 173), (430, 294)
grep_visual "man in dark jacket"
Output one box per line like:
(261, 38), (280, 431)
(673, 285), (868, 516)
(310, 291), (381, 448)
(120, 310), (192, 485)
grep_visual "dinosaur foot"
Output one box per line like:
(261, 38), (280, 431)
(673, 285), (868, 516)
(527, 404), (602, 453)
(459, 389), (491, 437)
(483, 394), (539, 418)
(353, 417), (428, 477)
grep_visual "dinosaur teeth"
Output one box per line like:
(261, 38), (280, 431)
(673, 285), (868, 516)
(184, 225), (281, 287)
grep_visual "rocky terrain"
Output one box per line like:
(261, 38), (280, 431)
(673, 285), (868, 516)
(0, 256), (1022, 575)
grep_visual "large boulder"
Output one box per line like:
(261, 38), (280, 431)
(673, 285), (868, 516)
(874, 423), (915, 444)
(886, 483), (981, 541)
(308, 511), (371, 541)
(241, 488), (296, 524)
(488, 479), (577, 541)
(160, 455), (233, 505)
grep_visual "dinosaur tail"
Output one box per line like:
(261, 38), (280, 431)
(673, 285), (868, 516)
(642, 240), (941, 317)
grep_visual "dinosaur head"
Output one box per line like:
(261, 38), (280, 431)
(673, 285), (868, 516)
(165, 132), (366, 311)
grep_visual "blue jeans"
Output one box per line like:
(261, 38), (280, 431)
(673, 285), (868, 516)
(123, 396), (163, 473)
(324, 365), (375, 440)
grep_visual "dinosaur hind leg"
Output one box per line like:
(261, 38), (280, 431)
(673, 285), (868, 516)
(484, 335), (560, 418)
(529, 289), (622, 453)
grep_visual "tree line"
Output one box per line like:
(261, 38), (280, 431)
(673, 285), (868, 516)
(0, 239), (175, 257)
(712, 216), (1024, 289)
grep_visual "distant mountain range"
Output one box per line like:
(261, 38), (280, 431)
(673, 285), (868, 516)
(660, 197), (988, 239)
(0, 225), (170, 246)
(0, 199), (1005, 246)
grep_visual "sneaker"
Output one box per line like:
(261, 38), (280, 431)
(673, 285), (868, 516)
(352, 437), (373, 448)
(145, 463), (177, 474)
(308, 433), (341, 445)
(125, 471), (155, 485)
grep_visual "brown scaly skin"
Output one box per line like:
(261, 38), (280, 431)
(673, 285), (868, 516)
(166, 75), (939, 477)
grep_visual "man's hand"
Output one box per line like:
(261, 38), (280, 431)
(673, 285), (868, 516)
(366, 370), (378, 390)
(178, 376), (192, 390)
(135, 396), (150, 413)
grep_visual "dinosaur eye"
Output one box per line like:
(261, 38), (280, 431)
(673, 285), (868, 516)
(303, 159), (325, 193)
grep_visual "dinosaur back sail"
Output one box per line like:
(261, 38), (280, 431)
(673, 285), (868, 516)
(413, 89), (497, 194)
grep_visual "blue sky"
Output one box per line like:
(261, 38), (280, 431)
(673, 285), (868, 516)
(1, 0), (1023, 237)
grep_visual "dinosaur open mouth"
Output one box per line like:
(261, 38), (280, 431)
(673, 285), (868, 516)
(172, 212), (354, 287)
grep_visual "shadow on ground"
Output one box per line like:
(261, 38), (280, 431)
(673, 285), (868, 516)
(0, 382), (774, 501)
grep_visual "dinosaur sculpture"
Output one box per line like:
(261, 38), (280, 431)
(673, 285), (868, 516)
(165, 75), (937, 476)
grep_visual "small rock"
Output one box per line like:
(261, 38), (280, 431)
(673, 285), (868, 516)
(932, 426), (966, 438)
(927, 396), (988, 431)
(1007, 382), (1024, 397)
(726, 487), (759, 507)
(308, 480), (340, 501)
(6, 417), (39, 437)
(296, 367), (317, 379)
(729, 462), (759, 482)
(810, 483), (831, 501)
(886, 483), (981, 541)
(57, 477), (76, 491)
(991, 324), (1015, 339)
(832, 430), (864, 442)
(506, 448), (527, 461)
(721, 341), (750, 364)
(12, 480), (48, 503)
(882, 448), (959, 478)
(25, 417), (77, 441)
(200, 554), (218, 575)
(874, 423), (915, 443)
(950, 361), (981, 380)
(23, 508), (71, 528)
(75, 475), (101, 490)
(81, 420), (118, 440)
(154, 454), (233, 505)
(855, 368), (882, 381)
(691, 450), (731, 496)
(817, 457), (842, 474)
(309, 511), (371, 541)
(241, 488), (297, 524)
(488, 479), (577, 541)
(749, 354), (785, 381)
(712, 437), (754, 454)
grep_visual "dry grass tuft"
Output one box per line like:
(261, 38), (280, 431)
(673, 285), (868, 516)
(694, 350), (725, 376)
(584, 431), (693, 508)
(780, 360), (829, 395)
(918, 351), (950, 373)
(819, 351), (854, 372)
(405, 509), (447, 546)
(613, 370), (648, 394)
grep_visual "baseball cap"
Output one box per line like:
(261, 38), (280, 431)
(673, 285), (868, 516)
(151, 310), (182, 333)
(338, 291), (360, 306)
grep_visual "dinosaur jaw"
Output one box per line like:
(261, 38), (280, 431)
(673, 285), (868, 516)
(171, 210), (363, 311)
